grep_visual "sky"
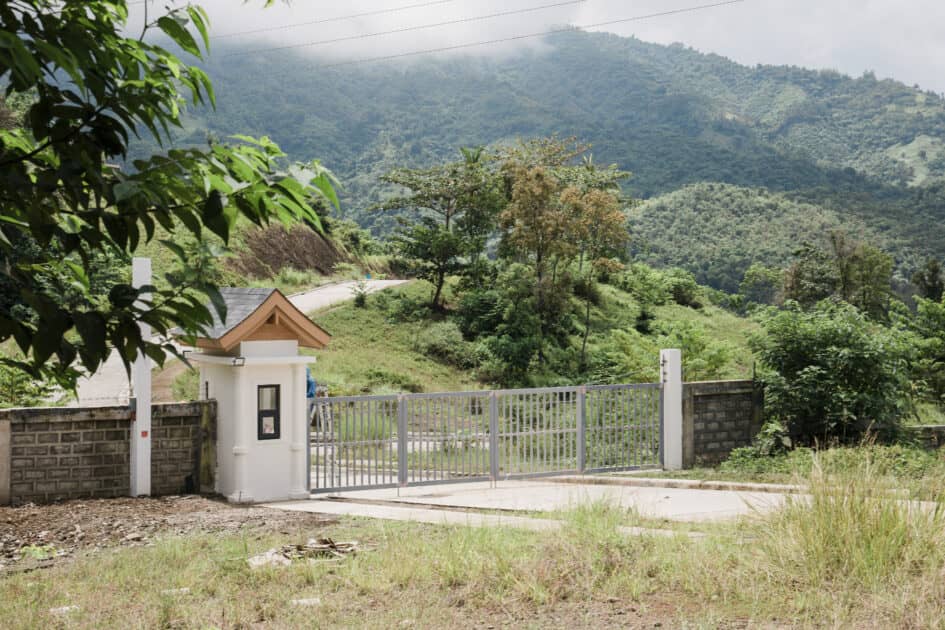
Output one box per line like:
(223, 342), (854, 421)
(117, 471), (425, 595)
(131, 0), (945, 93)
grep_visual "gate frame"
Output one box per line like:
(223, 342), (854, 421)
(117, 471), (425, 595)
(309, 381), (666, 494)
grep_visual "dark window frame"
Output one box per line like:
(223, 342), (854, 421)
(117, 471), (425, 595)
(257, 384), (281, 441)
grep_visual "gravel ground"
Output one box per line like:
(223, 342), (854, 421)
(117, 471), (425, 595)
(0, 495), (334, 572)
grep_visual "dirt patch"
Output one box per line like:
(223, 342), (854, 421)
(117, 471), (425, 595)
(0, 495), (334, 572)
(230, 224), (346, 278)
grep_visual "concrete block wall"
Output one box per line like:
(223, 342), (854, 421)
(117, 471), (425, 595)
(682, 381), (764, 468)
(0, 401), (215, 505)
(151, 403), (214, 496)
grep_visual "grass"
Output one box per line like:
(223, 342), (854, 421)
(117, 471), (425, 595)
(5, 458), (945, 628)
(651, 301), (760, 380)
(307, 282), (482, 396)
(637, 443), (945, 499)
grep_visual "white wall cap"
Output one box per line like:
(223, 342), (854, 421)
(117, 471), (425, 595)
(187, 353), (317, 367)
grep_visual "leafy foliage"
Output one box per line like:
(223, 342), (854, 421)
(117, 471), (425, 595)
(751, 302), (914, 446)
(0, 1), (336, 386)
(784, 233), (895, 319)
(913, 259), (945, 302)
(378, 148), (503, 307)
(911, 296), (945, 406)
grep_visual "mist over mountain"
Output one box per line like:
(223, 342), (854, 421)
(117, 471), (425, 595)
(147, 29), (945, 289)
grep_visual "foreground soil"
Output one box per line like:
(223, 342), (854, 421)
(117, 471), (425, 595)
(0, 495), (333, 572)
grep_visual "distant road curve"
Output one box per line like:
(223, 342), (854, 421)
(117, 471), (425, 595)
(74, 279), (411, 407)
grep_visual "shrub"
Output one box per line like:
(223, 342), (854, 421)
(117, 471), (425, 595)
(0, 362), (56, 408)
(663, 267), (703, 308)
(655, 320), (733, 381)
(456, 289), (504, 339)
(382, 290), (431, 323)
(751, 301), (914, 445)
(351, 279), (369, 308)
(415, 321), (480, 369)
(616, 264), (672, 306)
(912, 296), (945, 405)
(171, 368), (199, 402)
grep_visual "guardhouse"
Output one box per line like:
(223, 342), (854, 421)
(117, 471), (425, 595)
(182, 288), (330, 503)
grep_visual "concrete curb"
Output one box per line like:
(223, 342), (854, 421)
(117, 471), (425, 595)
(548, 474), (805, 495)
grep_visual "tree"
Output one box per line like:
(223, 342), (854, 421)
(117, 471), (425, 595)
(783, 243), (839, 307)
(499, 163), (575, 360)
(377, 147), (503, 307)
(783, 233), (894, 319)
(913, 258), (945, 302)
(561, 186), (628, 368)
(498, 138), (631, 367)
(0, 1), (338, 387)
(912, 296), (945, 406)
(739, 263), (783, 306)
(751, 302), (913, 446)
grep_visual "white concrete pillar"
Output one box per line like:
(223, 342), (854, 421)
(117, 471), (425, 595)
(660, 349), (684, 471)
(130, 257), (152, 496)
(289, 364), (309, 500)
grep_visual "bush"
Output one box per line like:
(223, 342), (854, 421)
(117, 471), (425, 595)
(0, 362), (56, 408)
(663, 268), (703, 308)
(751, 301), (914, 445)
(456, 289), (504, 339)
(415, 321), (480, 369)
(615, 264), (672, 305)
(381, 290), (431, 323)
(655, 320), (733, 381)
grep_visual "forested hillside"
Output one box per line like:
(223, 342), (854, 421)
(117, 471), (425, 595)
(137, 29), (945, 285)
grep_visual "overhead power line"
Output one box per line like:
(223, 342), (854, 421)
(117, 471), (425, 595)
(214, 0), (465, 40)
(245, 0), (747, 70)
(225, 0), (588, 58)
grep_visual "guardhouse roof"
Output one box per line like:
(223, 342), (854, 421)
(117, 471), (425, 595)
(183, 288), (331, 353)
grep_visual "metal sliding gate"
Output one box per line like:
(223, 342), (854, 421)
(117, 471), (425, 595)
(310, 383), (662, 493)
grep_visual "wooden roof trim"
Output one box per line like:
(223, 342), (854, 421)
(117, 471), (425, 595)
(203, 290), (331, 351)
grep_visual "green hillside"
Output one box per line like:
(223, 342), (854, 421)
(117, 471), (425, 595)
(302, 280), (758, 396)
(630, 184), (889, 292)
(133, 29), (945, 285)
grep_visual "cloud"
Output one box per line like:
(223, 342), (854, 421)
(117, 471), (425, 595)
(131, 0), (945, 92)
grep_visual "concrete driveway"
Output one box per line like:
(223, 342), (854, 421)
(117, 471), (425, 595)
(268, 478), (787, 529)
(74, 279), (409, 406)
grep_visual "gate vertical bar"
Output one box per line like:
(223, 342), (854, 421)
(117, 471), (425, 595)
(397, 395), (408, 488)
(577, 386), (587, 474)
(489, 392), (499, 484)
(306, 404), (311, 493)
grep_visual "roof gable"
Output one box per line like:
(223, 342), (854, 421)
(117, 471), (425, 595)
(188, 288), (331, 352)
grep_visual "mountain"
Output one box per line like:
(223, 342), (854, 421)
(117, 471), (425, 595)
(139, 30), (945, 288)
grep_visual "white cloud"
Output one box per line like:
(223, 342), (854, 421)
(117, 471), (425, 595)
(131, 0), (945, 92)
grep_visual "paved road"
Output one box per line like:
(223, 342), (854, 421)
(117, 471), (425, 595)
(289, 280), (408, 314)
(74, 279), (410, 406)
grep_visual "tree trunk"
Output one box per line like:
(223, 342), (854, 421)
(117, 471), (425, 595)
(432, 272), (446, 309)
(581, 293), (592, 370)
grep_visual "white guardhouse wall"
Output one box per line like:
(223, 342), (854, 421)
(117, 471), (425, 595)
(201, 363), (237, 498)
(241, 363), (295, 502)
(201, 340), (309, 503)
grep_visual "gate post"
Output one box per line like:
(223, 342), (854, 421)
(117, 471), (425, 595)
(397, 395), (408, 487)
(577, 386), (587, 474)
(488, 392), (499, 484)
(660, 349), (684, 471)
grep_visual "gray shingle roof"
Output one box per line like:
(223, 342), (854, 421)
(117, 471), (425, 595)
(202, 287), (277, 340)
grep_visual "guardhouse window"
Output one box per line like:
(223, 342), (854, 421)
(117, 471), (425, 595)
(257, 385), (281, 440)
